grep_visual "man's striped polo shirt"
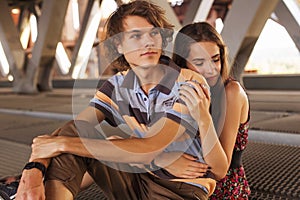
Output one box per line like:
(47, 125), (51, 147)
(89, 56), (216, 194)
(89, 56), (208, 163)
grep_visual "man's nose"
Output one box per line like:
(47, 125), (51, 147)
(143, 33), (155, 48)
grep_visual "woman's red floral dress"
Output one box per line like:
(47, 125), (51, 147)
(210, 117), (251, 199)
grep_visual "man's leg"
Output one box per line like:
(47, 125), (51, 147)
(45, 180), (73, 200)
(44, 120), (101, 199)
(44, 152), (89, 199)
(1, 120), (101, 199)
(80, 172), (94, 191)
(87, 160), (141, 200)
(139, 173), (209, 200)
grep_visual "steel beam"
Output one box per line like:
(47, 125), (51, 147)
(0, 0), (24, 81)
(70, 0), (104, 79)
(15, 0), (70, 93)
(68, 0), (95, 77)
(183, 0), (214, 25)
(151, 0), (181, 31)
(221, 0), (280, 82)
(182, 0), (202, 25)
(275, 0), (300, 51)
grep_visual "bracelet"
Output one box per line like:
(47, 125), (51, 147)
(23, 162), (46, 177)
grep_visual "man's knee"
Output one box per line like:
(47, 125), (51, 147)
(50, 120), (78, 137)
(46, 153), (87, 197)
(50, 120), (99, 138)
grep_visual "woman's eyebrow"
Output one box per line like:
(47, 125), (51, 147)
(211, 54), (220, 59)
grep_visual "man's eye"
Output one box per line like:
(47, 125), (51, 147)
(131, 34), (141, 39)
(150, 30), (160, 36)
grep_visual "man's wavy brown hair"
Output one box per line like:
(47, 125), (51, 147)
(102, 0), (174, 72)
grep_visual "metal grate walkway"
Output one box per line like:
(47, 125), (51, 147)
(0, 88), (299, 199)
(244, 142), (300, 200)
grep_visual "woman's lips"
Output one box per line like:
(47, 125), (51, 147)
(206, 75), (218, 84)
(141, 51), (157, 56)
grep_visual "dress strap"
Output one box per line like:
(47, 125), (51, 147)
(230, 150), (243, 169)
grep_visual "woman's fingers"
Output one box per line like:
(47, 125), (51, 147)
(199, 83), (210, 99)
(182, 153), (197, 160)
(180, 82), (204, 99)
(180, 165), (208, 178)
(180, 154), (210, 177)
(179, 81), (209, 101)
(164, 153), (211, 179)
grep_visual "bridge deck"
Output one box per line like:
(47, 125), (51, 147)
(0, 88), (299, 199)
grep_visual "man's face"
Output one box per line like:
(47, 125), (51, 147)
(117, 15), (163, 68)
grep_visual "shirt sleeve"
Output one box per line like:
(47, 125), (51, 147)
(89, 79), (123, 127)
(165, 99), (198, 137)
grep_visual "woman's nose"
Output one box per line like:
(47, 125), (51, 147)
(205, 62), (216, 74)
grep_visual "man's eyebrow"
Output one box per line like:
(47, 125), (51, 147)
(125, 29), (142, 34)
(125, 27), (157, 34)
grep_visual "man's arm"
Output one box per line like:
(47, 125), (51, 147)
(16, 127), (61, 200)
(16, 107), (105, 200)
(30, 111), (185, 164)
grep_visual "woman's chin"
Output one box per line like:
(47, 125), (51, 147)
(207, 79), (217, 87)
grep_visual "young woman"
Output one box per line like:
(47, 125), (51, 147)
(170, 22), (251, 199)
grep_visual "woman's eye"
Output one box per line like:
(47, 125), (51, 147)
(194, 62), (204, 67)
(212, 58), (220, 63)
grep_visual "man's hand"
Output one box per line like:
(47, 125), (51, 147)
(30, 135), (65, 161)
(15, 169), (45, 200)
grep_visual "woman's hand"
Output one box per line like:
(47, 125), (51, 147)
(155, 152), (210, 179)
(179, 81), (211, 122)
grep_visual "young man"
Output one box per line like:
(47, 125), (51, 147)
(15, 1), (227, 199)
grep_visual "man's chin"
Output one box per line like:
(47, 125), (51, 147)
(132, 63), (157, 69)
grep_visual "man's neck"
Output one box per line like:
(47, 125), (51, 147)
(133, 65), (165, 95)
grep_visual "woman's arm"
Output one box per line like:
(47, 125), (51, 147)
(218, 81), (249, 167)
(156, 82), (249, 180)
(179, 81), (228, 180)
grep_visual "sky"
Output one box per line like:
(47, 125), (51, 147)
(246, 19), (300, 74)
